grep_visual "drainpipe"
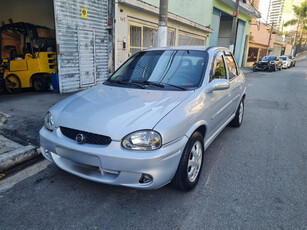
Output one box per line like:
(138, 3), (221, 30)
(114, 0), (119, 69)
(229, 0), (240, 53)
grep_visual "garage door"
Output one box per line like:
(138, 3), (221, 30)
(53, 0), (108, 93)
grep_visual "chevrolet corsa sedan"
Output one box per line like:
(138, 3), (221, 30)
(40, 47), (246, 191)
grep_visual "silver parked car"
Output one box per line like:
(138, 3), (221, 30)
(40, 47), (246, 191)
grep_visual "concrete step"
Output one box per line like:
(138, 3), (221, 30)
(0, 135), (39, 173)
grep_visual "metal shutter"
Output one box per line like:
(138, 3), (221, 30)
(53, 0), (108, 93)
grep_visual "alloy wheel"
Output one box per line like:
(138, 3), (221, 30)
(187, 140), (203, 183)
(238, 101), (244, 124)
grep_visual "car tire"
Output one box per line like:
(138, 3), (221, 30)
(171, 132), (204, 191)
(5, 74), (21, 94)
(229, 99), (244, 127)
(32, 77), (49, 92)
(253, 66), (257, 72)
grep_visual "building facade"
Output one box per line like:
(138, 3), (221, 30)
(114, 0), (213, 69)
(247, 22), (275, 67)
(267, 0), (285, 31)
(209, 0), (260, 67)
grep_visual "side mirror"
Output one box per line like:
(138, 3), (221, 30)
(206, 79), (230, 93)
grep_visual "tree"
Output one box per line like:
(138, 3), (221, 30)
(283, 1), (307, 45)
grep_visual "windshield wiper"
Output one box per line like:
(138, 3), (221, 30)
(132, 80), (165, 88)
(162, 83), (187, 91)
(108, 79), (145, 89)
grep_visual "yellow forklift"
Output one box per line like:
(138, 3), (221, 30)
(0, 22), (57, 94)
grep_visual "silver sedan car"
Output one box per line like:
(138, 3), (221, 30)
(40, 46), (246, 191)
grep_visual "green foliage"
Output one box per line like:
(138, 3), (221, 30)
(283, 0), (307, 45)
(284, 19), (299, 27)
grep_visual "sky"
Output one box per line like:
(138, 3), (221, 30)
(258, 0), (270, 23)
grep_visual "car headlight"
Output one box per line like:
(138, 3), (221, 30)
(122, 130), (162, 151)
(44, 112), (54, 131)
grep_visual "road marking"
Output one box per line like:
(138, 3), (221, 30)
(0, 160), (50, 193)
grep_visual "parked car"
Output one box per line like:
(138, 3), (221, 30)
(280, 56), (292, 69)
(286, 55), (296, 67)
(253, 56), (282, 72)
(40, 47), (246, 191)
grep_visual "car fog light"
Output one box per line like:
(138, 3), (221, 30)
(139, 174), (153, 184)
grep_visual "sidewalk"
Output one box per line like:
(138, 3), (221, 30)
(240, 67), (253, 75)
(0, 91), (72, 173)
(0, 135), (37, 173)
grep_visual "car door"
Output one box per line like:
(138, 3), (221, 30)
(205, 51), (232, 138)
(223, 51), (242, 115)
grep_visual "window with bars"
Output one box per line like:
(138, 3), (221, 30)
(178, 33), (206, 46)
(129, 23), (174, 56)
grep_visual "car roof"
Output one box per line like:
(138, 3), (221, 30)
(144, 46), (230, 54)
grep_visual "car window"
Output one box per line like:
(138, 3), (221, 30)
(224, 51), (238, 80)
(210, 52), (227, 82)
(262, 56), (270, 61)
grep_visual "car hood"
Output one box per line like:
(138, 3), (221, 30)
(54, 84), (194, 140)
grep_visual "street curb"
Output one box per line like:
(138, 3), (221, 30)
(0, 138), (40, 173)
(244, 72), (253, 76)
(0, 112), (11, 127)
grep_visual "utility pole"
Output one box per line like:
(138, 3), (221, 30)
(157, 0), (168, 47)
(267, 22), (274, 55)
(229, 0), (240, 54)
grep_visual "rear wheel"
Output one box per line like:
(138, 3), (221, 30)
(229, 99), (244, 127)
(172, 132), (204, 191)
(5, 74), (21, 94)
(32, 77), (48, 92)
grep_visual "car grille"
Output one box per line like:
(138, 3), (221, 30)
(60, 126), (112, 145)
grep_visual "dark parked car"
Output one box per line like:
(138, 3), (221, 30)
(286, 55), (296, 67)
(253, 56), (282, 72)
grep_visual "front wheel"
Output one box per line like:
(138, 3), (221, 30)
(5, 74), (21, 94)
(171, 132), (204, 191)
(32, 77), (49, 92)
(229, 99), (244, 127)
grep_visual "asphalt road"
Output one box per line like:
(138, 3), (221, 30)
(1, 60), (306, 230)
(0, 91), (71, 146)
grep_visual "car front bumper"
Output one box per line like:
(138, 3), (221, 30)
(39, 127), (187, 189)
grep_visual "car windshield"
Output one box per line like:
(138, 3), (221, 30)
(280, 56), (287, 60)
(262, 56), (276, 61)
(288, 55), (292, 59)
(106, 50), (208, 90)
